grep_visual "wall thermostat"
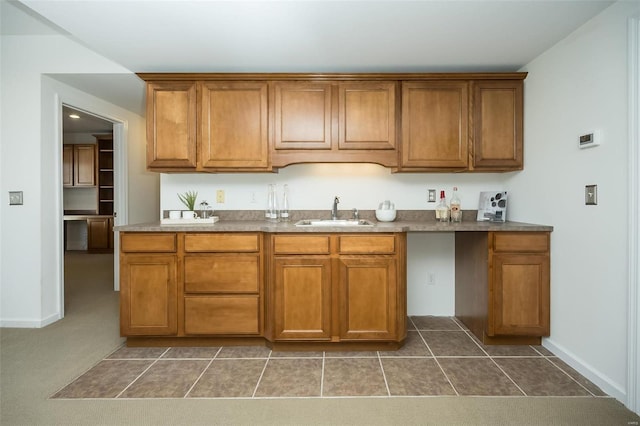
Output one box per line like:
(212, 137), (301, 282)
(579, 131), (600, 149)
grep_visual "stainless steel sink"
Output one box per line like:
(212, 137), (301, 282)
(294, 219), (374, 227)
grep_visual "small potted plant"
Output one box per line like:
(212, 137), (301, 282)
(178, 190), (198, 219)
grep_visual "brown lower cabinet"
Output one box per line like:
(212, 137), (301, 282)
(87, 217), (113, 250)
(120, 232), (263, 339)
(120, 230), (547, 348)
(268, 233), (407, 345)
(120, 233), (178, 336)
(119, 231), (407, 349)
(455, 231), (550, 345)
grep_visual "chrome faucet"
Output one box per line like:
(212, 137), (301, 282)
(331, 196), (340, 220)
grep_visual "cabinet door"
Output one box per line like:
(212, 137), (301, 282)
(73, 145), (96, 186)
(489, 254), (550, 336)
(146, 81), (197, 169)
(120, 254), (178, 336)
(338, 82), (396, 150)
(199, 81), (269, 169)
(87, 218), (109, 250)
(273, 82), (333, 150)
(472, 80), (523, 170)
(273, 257), (332, 340)
(401, 81), (469, 169)
(63, 145), (73, 186)
(338, 257), (397, 340)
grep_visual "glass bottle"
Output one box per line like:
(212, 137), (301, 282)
(435, 190), (449, 222)
(280, 184), (290, 222)
(450, 186), (462, 223)
(266, 184), (279, 222)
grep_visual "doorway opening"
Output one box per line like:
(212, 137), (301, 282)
(62, 104), (117, 315)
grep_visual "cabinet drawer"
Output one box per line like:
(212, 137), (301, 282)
(493, 232), (549, 253)
(273, 235), (330, 254)
(184, 233), (259, 252)
(339, 235), (396, 254)
(184, 296), (260, 335)
(184, 255), (259, 293)
(121, 233), (177, 253)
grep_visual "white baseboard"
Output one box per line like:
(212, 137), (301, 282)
(543, 337), (626, 403)
(0, 313), (61, 328)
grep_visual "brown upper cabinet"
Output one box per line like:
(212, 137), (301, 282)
(146, 81), (197, 169)
(139, 73), (524, 173)
(271, 81), (398, 167)
(399, 79), (523, 172)
(63, 144), (96, 187)
(400, 81), (469, 171)
(471, 80), (523, 171)
(199, 81), (269, 170)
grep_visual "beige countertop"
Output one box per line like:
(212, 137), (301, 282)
(115, 210), (552, 233)
(116, 220), (552, 233)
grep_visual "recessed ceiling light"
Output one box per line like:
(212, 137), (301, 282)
(69, 114), (80, 119)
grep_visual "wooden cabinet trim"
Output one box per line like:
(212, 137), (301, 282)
(138, 73), (528, 82)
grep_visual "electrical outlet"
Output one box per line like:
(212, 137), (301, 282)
(585, 185), (597, 205)
(428, 189), (436, 203)
(216, 190), (225, 204)
(250, 192), (257, 203)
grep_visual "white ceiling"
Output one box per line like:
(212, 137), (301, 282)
(3, 0), (615, 118)
(62, 105), (114, 134)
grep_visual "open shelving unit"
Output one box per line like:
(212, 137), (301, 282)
(95, 134), (114, 216)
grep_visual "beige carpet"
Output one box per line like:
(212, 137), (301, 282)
(1, 252), (639, 425)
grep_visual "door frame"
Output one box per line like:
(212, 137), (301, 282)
(55, 96), (128, 317)
(627, 15), (640, 414)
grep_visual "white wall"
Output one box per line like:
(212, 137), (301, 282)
(0, 34), (158, 326)
(509, 1), (639, 402)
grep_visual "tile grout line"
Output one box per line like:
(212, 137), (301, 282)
(411, 317), (459, 396)
(182, 347), (222, 398)
(114, 347), (171, 399)
(377, 352), (391, 397)
(542, 355), (597, 396)
(251, 349), (272, 398)
(461, 329), (528, 396)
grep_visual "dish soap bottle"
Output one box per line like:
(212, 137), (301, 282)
(450, 186), (462, 223)
(436, 190), (449, 222)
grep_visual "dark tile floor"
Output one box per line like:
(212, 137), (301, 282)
(52, 316), (608, 399)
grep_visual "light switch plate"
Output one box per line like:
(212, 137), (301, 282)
(585, 185), (597, 205)
(9, 191), (23, 205)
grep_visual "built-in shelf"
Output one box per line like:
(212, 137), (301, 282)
(95, 134), (114, 216)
